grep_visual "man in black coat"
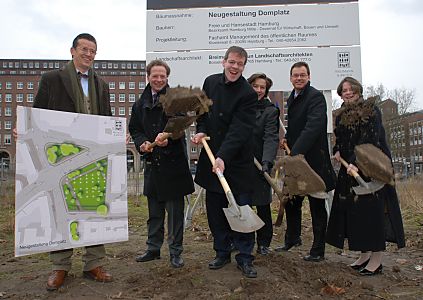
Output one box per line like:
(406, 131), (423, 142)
(33, 33), (113, 291)
(192, 46), (258, 278)
(129, 60), (194, 269)
(275, 62), (336, 262)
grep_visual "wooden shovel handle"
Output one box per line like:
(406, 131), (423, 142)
(338, 156), (360, 178)
(146, 132), (172, 151)
(201, 137), (238, 209)
(282, 141), (291, 155)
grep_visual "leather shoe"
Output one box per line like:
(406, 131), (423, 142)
(83, 266), (113, 282)
(256, 245), (272, 255)
(170, 255), (184, 268)
(275, 240), (302, 252)
(303, 254), (324, 262)
(208, 257), (231, 270)
(135, 251), (160, 262)
(46, 270), (67, 291)
(237, 262), (257, 278)
(350, 259), (370, 270)
(359, 264), (383, 276)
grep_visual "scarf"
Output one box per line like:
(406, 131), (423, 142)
(65, 60), (99, 115)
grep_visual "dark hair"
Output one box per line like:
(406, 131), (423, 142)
(290, 61), (310, 76)
(224, 46), (248, 65)
(72, 33), (97, 49)
(337, 76), (363, 97)
(247, 73), (273, 97)
(146, 59), (171, 76)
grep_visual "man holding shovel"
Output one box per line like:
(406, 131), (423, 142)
(129, 60), (194, 268)
(275, 62), (336, 262)
(192, 46), (258, 278)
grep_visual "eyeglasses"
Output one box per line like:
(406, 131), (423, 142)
(77, 47), (97, 55)
(291, 73), (308, 79)
(226, 60), (245, 67)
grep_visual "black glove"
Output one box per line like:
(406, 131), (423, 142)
(261, 161), (273, 174)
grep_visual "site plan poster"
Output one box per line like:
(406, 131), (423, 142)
(15, 107), (128, 257)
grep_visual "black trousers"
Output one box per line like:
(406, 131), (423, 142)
(205, 191), (255, 264)
(285, 195), (327, 257)
(146, 195), (185, 256)
(255, 204), (273, 247)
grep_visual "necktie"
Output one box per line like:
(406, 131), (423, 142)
(78, 72), (89, 79)
(152, 93), (158, 105)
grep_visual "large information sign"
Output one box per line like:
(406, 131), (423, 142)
(15, 107), (128, 257)
(147, 3), (359, 51)
(146, 0), (362, 91)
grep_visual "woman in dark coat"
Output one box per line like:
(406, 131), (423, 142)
(326, 77), (405, 276)
(247, 73), (280, 255)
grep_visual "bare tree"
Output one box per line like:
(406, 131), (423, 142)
(387, 87), (416, 114)
(363, 83), (388, 101)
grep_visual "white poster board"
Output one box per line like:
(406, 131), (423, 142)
(15, 107), (128, 257)
(147, 3), (360, 51)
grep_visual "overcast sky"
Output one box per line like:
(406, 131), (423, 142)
(1, 0), (422, 108)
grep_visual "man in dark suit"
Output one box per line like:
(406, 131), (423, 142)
(275, 62), (336, 262)
(33, 33), (113, 290)
(129, 60), (194, 269)
(192, 46), (258, 278)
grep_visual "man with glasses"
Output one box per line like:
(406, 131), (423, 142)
(33, 33), (113, 291)
(275, 62), (336, 263)
(191, 46), (258, 278)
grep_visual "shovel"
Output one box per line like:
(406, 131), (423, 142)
(201, 137), (264, 233)
(338, 156), (384, 195)
(146, 115), (197, 150)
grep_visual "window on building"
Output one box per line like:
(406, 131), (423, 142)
(111, 107), (115, 116)
(109, 82), (115, 89)
(15, 62), (20, 68)
(110, 93), (115, 102)
(8, 62), (13, 68)
(4, 134), (12, 145)
(132, 63), (137, 69)
(43, 62), (48, 68)
(129, 94), (136, 102)
(0, 94), (2, 102)
(129, 82), (135, 89)
(6, 82), (12, 89)
(27, 82), (34, 89)
(108, 63), (112, 69)
(119, 82), (125, 89)
(54, 62), (60, 68)
(94, 63), (99, 69)
(121, 63), (126, 69)
(113, 63), (118, 69)
(127, 63), (131, 69)
(128, 109), (132, 116)
(119, 94), (125, 102)
(5, 94), (12, 102)
(17, 82), (24, 89)
(29, 62), (33, 68)
(139, 82), (145, 89)
(5, 107), (12, 116)
(16, 94), (23, 102)
(102, 63), (107, 69)
(35, 62), (40, 68)
(4, 120), (12, 130)
(2, 62), (7, 68)
(119, 107), (125, 116)
(27, 93), (34, 102)
(191, 147), (197, 153)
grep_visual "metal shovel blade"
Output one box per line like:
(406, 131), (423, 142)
(352, 180), (385, 195)
(223, 204), (264, 233)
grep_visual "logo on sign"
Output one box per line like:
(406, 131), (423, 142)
(337, 52), (350, 68)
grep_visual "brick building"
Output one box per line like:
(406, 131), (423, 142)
(379, 99), (423, 176)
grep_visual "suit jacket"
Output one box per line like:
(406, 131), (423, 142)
(195, 72), (257, 194)
(34, 66), (111, 116)
(286, 81), (336, 191)
(128, 84), (194, 199)
(252, 99), (280, 206)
